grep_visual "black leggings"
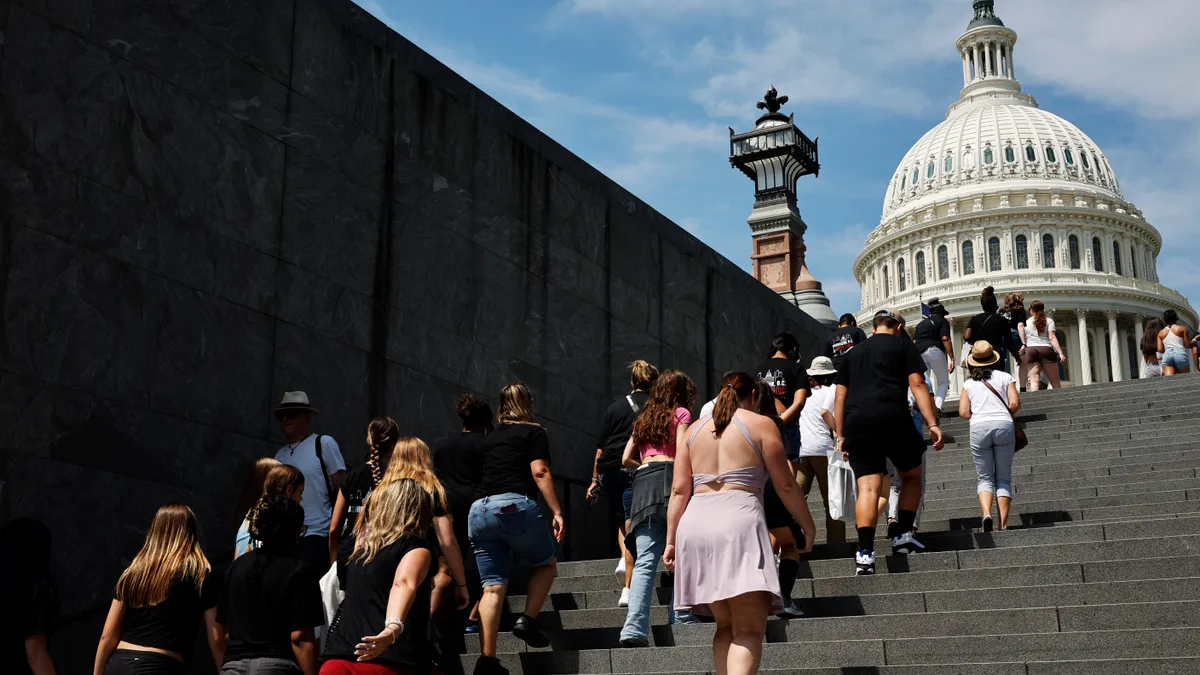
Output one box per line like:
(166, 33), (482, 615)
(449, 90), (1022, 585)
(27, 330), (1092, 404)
(106, 650), (184, 675)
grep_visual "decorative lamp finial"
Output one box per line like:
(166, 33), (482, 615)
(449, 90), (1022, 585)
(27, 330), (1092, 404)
(968, 0), (1004, 28)
(755, 85), (789, 115)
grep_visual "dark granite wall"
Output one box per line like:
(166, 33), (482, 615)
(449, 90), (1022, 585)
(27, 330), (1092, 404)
(0, 0), (826, 668)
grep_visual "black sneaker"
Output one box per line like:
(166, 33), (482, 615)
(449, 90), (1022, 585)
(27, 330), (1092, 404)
(982, 514), (994, 533)
(512, 614), (550, 649)
(473, 655), (510, 675)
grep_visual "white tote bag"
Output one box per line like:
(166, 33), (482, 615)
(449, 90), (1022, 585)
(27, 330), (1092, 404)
(826, 450), (858, 523)
(317, 562), (343, 651)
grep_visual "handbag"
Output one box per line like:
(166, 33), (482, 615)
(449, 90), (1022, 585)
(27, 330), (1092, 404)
(826, 450), (858, 523)
(981, 381), (1028, 452)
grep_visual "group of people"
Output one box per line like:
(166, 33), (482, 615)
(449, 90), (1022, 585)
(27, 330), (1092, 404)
(13, 287), (1191, 675)
(1143, 309), (1199, 377)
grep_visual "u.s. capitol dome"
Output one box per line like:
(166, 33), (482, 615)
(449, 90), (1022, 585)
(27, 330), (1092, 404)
(854, 0), (1196, 393)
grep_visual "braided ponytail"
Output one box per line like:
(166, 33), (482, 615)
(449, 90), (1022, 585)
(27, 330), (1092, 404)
(366, 416), (400, 487)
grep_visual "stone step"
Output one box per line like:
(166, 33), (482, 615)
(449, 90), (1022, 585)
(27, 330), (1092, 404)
(605, 658), (1200, 675)
(918, 478), (1200, 509)
(459, 627), (1200, 673)
(924, 450), (1200, 480)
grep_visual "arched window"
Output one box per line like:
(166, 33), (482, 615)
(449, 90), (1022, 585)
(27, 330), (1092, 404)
(1092, 237), (1103, 271)
(962, 240), (975, 275)
(916, 251), (927, 285)
(1113, 241), (1123, 275)
(1130, 244), (1138, 279)
(1042, 233), (1056, 269)
(926, 160), (935, 179)
(1025, 145), (1037, 162)
(1015, 234), (1029, 269)
(883, 265), (891, 297)
(983, 147), (994, 165)
(988, 237), (1002, 271)
(1045, 145), (1057, 163)
(1081, 152), (1091, 169)
(898, 258), (907, 292)
(1004, 146), (1015, 163)
(937, 245), (949, 280)
(1069, 235), (1081, 269)
(944, 155), (953, 173)
(900, 173), (906, 191)
(912, 168), (920, 186)
(1064, 148), (1075, 165)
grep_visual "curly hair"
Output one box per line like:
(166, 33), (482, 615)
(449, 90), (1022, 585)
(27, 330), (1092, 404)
(248, 495), (305, 550)
(631, 369), (697, 447)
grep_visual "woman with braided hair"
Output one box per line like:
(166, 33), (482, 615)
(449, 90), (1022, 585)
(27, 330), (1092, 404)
(216, 495), (324, 675)
(237, 465), (305, 559)
(330, 417), (400, 584)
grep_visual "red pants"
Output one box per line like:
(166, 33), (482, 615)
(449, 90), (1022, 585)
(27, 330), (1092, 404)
(319, 661), (424, 675)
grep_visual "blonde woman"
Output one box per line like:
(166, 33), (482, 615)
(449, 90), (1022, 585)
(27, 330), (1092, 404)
(232, 457), (280, 557)
(94, 505), (223, 675)
(320, 479), (436, 675)
(470, 383), (565, 674)
(379, 438), (470, 618)
(237, 465), (306, 559)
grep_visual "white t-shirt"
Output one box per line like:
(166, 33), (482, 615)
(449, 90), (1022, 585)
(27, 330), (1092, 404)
(798, 386), (836, 457)
(962, 371), (1018, 424)
(276, 434), (345, 538)
(1025, 316), (1056, 348)
(699, 398), (717, 420)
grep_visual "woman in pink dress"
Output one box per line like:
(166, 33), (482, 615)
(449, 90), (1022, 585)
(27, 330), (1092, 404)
(664, 372), (816, 675)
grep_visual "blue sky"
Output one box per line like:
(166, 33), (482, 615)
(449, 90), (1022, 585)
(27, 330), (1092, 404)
(363, 0), (1199, 316)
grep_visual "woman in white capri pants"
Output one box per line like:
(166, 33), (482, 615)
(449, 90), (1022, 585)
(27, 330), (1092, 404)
(958, 340), (1021, 531)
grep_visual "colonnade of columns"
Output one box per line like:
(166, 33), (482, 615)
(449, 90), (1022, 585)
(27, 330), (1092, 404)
(944, 308), (1149, 399)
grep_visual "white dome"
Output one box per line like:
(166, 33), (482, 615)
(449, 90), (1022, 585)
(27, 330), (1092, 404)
(882, 104), (1121, 221)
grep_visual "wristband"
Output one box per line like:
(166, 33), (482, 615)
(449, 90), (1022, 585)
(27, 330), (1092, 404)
(384, 617), (405, 633)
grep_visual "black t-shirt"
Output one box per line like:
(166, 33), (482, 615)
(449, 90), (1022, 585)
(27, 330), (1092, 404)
(432, 431), (487, 518)
(1002, 307), (1027, 333)
(913, 315), (951, 353)
(824, 326), (868, 369)
(218, 549), (324, 663)
(835, 333), (926, 428)
(1, 577), (54, 675)
(756, 357), (810, 414)
(337, 464), (377, 564)
(595, 392), (650, 472)
(119, 575), (220, 657)
(476, 423), (552, 499)
(967, 311), (1012, 351)
(323, 536), (433, 668)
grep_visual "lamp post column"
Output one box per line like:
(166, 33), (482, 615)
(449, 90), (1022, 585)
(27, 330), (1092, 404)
(1107, 311), (1123, 382)
(1076, 310), (1093, 386)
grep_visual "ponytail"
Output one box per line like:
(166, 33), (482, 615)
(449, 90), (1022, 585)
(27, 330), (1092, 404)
(629, 360), (659, 392)
(366, 416), (400, 487)
(1031, 300), (1047, 335)
(711, 372), (756, 435)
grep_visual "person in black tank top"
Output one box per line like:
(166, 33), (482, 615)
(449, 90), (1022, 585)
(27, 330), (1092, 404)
(321, 479), (436, 675)
(94, 505), (222, 675)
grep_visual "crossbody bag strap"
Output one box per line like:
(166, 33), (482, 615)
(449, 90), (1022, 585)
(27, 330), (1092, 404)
(980, 381), (1013, 418)
(313, 434), (336, 508)
(626, 395), (641, 414)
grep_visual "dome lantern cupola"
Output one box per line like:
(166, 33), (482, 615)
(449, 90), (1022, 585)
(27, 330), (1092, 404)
(952, 0), (1035, 117)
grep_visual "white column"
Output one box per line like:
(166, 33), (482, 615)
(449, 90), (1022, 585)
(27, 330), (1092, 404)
(1134, 315), (1145, 378)
(1076, 310), (1093, 385)
(983, 41), (992, 76)
(961, 50), (970, 86)
(995, 42), (1004, 77)
(1008, 46), (1016, 80)
(1107, 311), (1123, 382)
(972, 43), (981, 80)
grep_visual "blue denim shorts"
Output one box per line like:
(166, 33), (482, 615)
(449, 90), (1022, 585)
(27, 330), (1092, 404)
(1163, 348), (1191, 370)
(468, 493), (557, 587)
(782, 422), (801, 462)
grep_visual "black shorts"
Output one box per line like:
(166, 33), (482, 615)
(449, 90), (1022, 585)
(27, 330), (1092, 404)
(763, 483), (793, 530)
(598, 467), (632, 521)
(844, 418), (925, 478)
(106, 650), (184, 675)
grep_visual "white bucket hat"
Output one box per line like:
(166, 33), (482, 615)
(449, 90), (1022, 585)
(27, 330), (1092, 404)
(807, 356), (838, 377)
(274, 391), (320, 415)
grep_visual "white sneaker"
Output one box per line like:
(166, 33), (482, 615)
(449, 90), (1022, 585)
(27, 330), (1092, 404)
(855, 550), (876, 576)
(891, 531), (926, 555)
(781, 598), (805, 617)
(618, 586), (630, 608)
(614, 557), (626, 578)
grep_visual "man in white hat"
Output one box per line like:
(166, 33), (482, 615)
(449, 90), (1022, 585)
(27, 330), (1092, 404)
(274, 391), (346, 569)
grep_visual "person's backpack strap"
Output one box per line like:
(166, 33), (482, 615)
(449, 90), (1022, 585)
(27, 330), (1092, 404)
(313, 434), (337, 509)
(626, 395), (642, 414)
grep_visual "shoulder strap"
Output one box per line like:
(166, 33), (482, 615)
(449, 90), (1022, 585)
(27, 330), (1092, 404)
(313, 434), (336, 508)
(729, 415), (763, 459)
(687, 415), (711, 448)
(626, 395), (641, 414)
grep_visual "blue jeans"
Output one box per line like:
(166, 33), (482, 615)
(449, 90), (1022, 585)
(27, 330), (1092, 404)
(468, 493), (557, 587)
(782, 421), (801, 461)
(620, 519), (673, 642)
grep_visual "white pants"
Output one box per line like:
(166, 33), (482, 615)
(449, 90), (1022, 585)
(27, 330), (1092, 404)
(921, 346), (950, 410)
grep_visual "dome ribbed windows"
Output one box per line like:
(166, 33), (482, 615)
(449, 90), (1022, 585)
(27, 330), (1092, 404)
(1043, 234), (1056, 269)
(1069, 235), (1081, 269)
(916, 251), (927, 285)
(1025, 145), (1037, 162)
(944, 155), (953, 173)
(1005, 146), (1016, 163)
(1015, 235), (1029, 269)
(983, 147), (994, 165)
(1064, 148), (1075, 165)
(1092, 237), (1103, 272)
(927, 161), (936, 179)
(962, 241), (975, 275)
(898, 258), (907, 291)
(938, 245), (950, 280)
(1045, 145), (1057, 163)
(988, 237), (1002, 271)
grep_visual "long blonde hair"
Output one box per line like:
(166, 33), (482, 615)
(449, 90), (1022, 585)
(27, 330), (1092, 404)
(351, 478), (433, 565)
(233, 457), (280, 529)
(498, 383), (538, 426)
(380, 437), (448, 513)
(116, 505), (211, 608)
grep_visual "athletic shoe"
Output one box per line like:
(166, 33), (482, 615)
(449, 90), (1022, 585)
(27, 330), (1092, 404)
(511, 615), (550, 649)
(614, 557), (626, 578)
(619, 636), (649, 648)
(473, 655), (509, 675)
(781, 598), (805, 617)
(891, 531), (926, 555)
(982, 514), (994, 533)
(855, 550), (876, 576)
(617, 586), (630, 608)
(464, 622), (480, 634)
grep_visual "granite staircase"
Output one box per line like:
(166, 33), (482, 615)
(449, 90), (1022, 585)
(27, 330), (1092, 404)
(462, 373), (1200, 674)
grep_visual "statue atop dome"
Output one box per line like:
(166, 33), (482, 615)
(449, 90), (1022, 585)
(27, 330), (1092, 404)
(969, 0), (1005, 29)
(756, 86), (789, 115)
